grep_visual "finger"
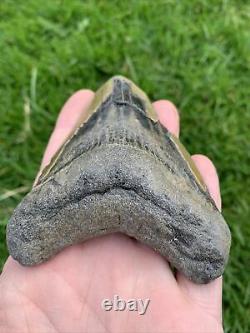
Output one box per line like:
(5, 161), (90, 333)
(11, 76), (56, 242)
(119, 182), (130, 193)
(177, 154), (222, 322)
(192, 154), (221, 211)
(41, 89), (94, 169)
(153, 100), (180, 137)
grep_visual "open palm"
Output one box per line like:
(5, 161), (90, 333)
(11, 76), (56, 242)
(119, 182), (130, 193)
(0, 90), (223, 333)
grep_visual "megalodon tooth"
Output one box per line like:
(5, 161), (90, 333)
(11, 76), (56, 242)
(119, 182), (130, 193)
(6, 76), (231, 284)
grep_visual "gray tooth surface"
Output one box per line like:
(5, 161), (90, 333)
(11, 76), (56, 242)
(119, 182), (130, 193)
(6, 76), (231, 284)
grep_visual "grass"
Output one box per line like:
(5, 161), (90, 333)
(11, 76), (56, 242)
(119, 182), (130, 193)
(0, 0), (249, 331)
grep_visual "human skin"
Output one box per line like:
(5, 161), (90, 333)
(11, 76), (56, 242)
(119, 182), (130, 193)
(0, 90), (223, 333)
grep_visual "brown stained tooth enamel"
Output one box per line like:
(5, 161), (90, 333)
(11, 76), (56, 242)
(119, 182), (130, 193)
(6, 75), (231, 284)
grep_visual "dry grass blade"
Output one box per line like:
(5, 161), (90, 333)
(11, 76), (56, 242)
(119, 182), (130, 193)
(0, 186), (29, 202)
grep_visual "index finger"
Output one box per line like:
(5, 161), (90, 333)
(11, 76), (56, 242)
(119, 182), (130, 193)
(40, 89), (94, 170)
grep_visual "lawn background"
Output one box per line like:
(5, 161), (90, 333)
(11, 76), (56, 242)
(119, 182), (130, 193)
(0, 0), (249, 331)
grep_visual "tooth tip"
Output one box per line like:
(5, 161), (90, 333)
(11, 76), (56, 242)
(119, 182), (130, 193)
(110, 74), (131, 82)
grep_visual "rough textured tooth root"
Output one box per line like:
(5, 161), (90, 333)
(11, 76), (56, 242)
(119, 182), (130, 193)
(6, 75), (231, 284)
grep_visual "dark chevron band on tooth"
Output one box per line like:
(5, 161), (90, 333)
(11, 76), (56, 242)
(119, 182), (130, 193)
(6, 75), (231, 284)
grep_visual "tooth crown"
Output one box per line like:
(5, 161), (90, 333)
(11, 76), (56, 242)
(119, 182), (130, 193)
(6, 76), (231, 284)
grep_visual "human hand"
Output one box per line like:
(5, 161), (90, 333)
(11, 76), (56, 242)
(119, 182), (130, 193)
(0, 89), (223, 333)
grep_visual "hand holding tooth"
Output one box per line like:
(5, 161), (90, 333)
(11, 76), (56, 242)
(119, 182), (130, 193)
(1, 83), (226, 332)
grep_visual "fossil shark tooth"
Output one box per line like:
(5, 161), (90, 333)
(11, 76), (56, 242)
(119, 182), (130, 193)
(6, 75), (231, 284)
